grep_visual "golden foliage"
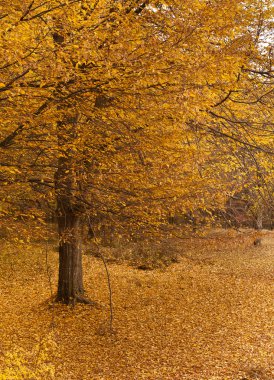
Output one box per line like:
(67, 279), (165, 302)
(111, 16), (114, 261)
(0, 0), (273, 236)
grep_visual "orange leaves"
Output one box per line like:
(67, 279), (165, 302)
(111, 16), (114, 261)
(0, 231), (274, 378)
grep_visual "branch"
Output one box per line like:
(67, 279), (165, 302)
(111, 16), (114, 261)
(23, 0), (81, 21)
(229, 88), (274, 105)
(207, 126), (274, 155)
(0, 99), (50, 148)
(242, 68), (273, 78)
(20, 1), (35, 21)
(0, 14), (8, 20)
(0, 125), (24, 148)
(0, 68), (30, 92)
(213, 90), (234, 107)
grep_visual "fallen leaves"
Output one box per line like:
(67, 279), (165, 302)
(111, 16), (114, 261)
(0, 229), (273, 379)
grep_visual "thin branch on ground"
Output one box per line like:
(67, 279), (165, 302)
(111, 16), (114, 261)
(45, 237), (55, 330)
(87, 216), (114, 333)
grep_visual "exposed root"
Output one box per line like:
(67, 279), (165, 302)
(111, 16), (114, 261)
(54, 294), (100, 307)
(75, 295), (100, 307)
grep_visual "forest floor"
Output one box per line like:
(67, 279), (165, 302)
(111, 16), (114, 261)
(0, 228), (273, 380)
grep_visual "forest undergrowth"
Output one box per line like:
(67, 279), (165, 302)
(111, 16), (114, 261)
(0, 229), (273, 380)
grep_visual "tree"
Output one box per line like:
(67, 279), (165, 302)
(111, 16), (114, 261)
(0, 0), (273, 303)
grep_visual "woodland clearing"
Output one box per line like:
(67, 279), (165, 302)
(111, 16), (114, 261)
(0, 229), (273, 380)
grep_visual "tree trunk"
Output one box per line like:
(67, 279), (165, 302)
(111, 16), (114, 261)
(56, 206), (84, 304)
(54, 116), (92, 305)
(255, 197), (264, 230)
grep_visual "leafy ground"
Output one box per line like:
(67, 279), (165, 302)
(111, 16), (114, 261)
(0, 229), (273, 380)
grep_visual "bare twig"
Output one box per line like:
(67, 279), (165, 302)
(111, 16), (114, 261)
(45, 238), (55, 329)
(87, 217), (114, 333)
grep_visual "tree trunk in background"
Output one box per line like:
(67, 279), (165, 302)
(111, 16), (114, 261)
(256, 210), (263, 230)
(255, 197), (264, 230)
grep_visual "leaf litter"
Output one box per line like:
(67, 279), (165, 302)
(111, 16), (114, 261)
(0, 229), (273, 379)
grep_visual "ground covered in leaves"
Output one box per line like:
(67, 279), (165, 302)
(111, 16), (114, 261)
(0, 229), (273, 379)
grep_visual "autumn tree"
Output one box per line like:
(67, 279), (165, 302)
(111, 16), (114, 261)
(0, 0), (273, 304)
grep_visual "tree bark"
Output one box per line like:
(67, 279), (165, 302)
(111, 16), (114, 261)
(54, 116), (86, 305)
(56, 205), (84, 304)
(255, 197), (264, 230)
